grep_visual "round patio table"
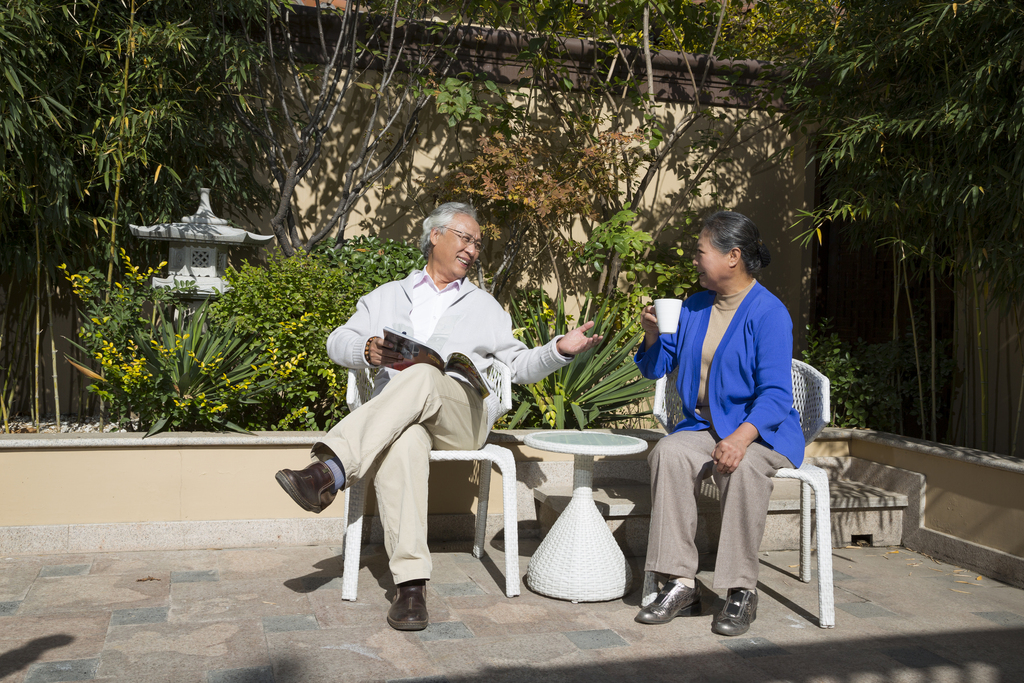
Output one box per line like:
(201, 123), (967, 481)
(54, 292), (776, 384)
(524, 430), (648, 602)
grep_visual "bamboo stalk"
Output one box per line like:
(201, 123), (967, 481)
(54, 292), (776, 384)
(46, 270), (61, 432)
(966, 229), (988, 450)
(0, 375), (8, 433)
(892, 244), (903, 435)
(74, 304), (85, 427)
(0, 277), (11, 432)
(106, 0), (135, 293)
(901, 244), (927, 441)
(1012, 305), (1024, 457)
(34, 211), (42, 429)
(929, 233), (937, 442)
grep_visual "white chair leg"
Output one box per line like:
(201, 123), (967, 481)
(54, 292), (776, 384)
(341, 479), (367, 602)
(473, 460), (492, 559)
(808, 471), (835, 628)
(800, 480), (813, 583)
(484, 444), (521, 598)
(775, 464), (835, 628)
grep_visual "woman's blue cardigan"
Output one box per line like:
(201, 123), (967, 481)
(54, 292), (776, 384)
(634, 282), (804, 467)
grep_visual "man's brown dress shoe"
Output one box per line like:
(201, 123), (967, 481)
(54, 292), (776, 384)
(387, 581), (428, 631)
(275, 462), (336, 513)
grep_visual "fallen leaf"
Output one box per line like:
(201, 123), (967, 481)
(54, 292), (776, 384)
(951, 589), (970, 594)
(955, 580), (972, 584)
(789, 565), (799, 568)
(262, 601), (276, 605)
(886, 550), (900, 554)
(136, 576), (160, 582)
(976, 576), (983, 581)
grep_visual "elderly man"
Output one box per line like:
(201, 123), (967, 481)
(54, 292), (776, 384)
(275, 202), (602, 631)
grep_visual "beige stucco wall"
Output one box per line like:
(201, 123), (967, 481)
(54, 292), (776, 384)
(848, 437), (1024, 557)
(0, 435), (654, 527)
(268, 89), (815, 349)
(0, 444), (328, 526)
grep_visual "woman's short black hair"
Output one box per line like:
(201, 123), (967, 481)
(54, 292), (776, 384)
(701, 211), (771, 278)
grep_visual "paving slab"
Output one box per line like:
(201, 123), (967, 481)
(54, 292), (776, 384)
(97, 618), (269, 683)
(170, 570), (219, 584)
(0, 561), (44, 603)
(418, 621), (475, 642)
(443, 592), (609, 639)
(265, 626), (438, 682)
(206, 665), (275, 683)
(169, 577), (312, 623)
(109, 607), (169, 627)
(37, 565), (91, 579)
(261, 614), (319, 633)
(23, 656), (99, 683)
(18, 574), (168, 616)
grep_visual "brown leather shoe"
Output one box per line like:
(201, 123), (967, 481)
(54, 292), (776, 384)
(387, 582), (428, 631)
(275, 462), (336, 513)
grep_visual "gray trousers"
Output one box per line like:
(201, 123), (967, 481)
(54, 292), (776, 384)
(645, 429), (793, 589)
(312, 364), (488, 584)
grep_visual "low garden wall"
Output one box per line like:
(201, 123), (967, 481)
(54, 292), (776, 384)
(2, 428), (1022, 586)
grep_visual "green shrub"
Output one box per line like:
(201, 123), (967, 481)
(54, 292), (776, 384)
(211, 254), (358, 431)
(802, 318), (955, 435)
(63, 254), (276, 433)
(504, 291), (655, 429)
(66, 236), (426, 432)
(312, 235), (426, 290)
(62, 251), (182, 371)
(213, 236), (426, 430)
(576, 208), (701, 306)
(131, 303), (277, 435)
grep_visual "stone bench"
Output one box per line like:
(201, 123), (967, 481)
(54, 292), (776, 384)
(533, 457), (910, 557)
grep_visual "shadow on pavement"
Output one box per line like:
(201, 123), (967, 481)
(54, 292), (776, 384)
(0, 634), (75, 680)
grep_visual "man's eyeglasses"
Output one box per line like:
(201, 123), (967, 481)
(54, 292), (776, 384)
(448, 228), (483, 251)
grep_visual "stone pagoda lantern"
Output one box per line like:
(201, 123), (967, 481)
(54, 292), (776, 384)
(129, 188), (274, 299)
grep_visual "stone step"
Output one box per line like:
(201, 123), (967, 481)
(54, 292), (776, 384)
(533, 477), (909, 557)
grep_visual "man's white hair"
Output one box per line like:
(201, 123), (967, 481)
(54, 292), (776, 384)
(420, 202), (477, 258)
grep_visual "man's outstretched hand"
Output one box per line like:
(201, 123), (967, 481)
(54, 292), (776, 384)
(556, 320), (604, 357)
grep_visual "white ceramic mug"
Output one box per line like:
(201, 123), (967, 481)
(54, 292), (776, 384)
(653, 298), (683, 335)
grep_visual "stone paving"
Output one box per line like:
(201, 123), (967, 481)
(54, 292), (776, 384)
(2, 539), (1024, 682)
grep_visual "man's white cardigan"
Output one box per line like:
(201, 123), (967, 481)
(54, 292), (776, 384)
(326, 271), (572, 426)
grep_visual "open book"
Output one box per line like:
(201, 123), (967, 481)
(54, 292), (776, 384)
(382, 327), (491, 399)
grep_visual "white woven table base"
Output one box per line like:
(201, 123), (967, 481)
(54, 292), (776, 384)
(524, 432), (648, 602)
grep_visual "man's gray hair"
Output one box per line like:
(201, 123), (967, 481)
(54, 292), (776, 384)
(420, 202), (477, 258)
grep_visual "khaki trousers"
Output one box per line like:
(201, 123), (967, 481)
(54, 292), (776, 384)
(645, 429), (793, 589)
(312, 364), (488, 584)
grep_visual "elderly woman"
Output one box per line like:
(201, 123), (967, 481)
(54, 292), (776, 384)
(633, 211), (804, 636)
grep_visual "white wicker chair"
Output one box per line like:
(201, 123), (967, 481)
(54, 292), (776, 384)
(337, 360), (519, 601)
(643, 358), (835, 628)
